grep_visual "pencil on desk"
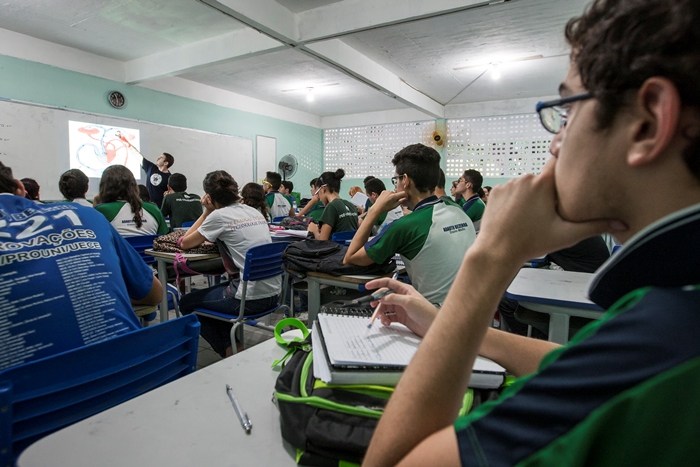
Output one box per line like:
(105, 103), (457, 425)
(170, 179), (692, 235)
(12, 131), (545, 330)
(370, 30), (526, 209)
(367, 272), (400, 329)
(367, 302), (384, 329)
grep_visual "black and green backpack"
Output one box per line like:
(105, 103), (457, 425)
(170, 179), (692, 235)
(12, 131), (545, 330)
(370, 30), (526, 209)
(272, 319), (500, 466)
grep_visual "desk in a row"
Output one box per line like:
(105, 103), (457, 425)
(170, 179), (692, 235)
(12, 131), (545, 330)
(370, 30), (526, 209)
(18, 331), (303, 466)
(505, 268), (603, 344)
(145, 249), (220, 323)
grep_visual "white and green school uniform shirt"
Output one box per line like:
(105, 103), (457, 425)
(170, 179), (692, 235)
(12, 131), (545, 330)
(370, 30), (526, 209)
(265, 191), (292, 219)
(365, 196), (476, 305)
(319, 198), (359, 234)
(95, 201), (168, 237)
(198, 203), (281, 300)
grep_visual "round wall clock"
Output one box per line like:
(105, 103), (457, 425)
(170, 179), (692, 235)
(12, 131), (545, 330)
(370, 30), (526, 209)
(107, 90), (126, 109)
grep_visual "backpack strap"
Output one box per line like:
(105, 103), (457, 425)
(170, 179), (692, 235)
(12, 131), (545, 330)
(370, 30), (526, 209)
(272, 318), (311, 368)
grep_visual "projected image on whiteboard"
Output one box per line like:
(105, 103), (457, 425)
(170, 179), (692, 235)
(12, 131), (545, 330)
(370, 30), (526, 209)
(68, 121), (141, 179)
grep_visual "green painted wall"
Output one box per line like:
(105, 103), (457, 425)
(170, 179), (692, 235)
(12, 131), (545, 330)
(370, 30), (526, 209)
(0, 55), (322, 187)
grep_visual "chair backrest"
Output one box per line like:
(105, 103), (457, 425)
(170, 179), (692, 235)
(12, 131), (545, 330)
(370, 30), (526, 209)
(180, 220), (195, 228)
(242, 242), (289, 282)
(125, 234), (159, 266)
(331, 230), (356, 244)
(0, 315), (200, 464)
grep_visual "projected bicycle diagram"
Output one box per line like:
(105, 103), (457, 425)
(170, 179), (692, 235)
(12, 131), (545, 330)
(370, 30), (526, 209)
(68, 121), (141, 178)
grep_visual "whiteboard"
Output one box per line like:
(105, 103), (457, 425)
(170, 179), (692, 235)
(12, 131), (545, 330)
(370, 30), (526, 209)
(256, 135), (276, 183)
(0, 99), (253, 201)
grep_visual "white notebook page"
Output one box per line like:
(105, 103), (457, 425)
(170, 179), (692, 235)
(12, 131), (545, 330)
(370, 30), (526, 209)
(318, 314), (421, 366)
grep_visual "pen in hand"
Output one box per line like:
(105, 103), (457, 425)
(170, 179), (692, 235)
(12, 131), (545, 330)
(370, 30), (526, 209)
(226, 384), (252, 434)
(366, 273), (400, 329)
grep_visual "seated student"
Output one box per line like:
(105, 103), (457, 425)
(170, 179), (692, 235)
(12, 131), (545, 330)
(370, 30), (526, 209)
(241, 182), (271, 222)
(454, 168), (486, 229)
(95, 165), (168, 237)
(307, 169), (359, 240)
(344, 144), (476, 305)
(450, 180), (464, 205)
(498, 235), (611, 339)
(0, 161), (162, 371)
(482, 185), (493, 204)
(58, 168), (92, 207)
(296, 178), (325, 221)
(137, 184), (150, 203)
(21, 177), (41, 202)
(280, 180), (297, 211)
(160, 172), (203, 228)
(178, 171), (280, 357)
(360, 177), (403, 234)
(263, 171), (294, 219)
(362, 1), (700, 464)
(434, 168), (461, 207)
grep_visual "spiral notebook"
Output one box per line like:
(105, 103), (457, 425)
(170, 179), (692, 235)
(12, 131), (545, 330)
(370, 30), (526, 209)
(313, 310), (506, 387)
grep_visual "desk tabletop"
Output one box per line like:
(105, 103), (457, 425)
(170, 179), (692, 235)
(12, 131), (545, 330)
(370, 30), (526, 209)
(505, 268), (601, 311)
(18, 333), (299, 467)
(145, 248), (220, 262)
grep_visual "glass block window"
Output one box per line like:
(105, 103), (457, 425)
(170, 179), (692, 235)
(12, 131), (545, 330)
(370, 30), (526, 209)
(446, 114), (552, 178)
(324, 121), (434, 178)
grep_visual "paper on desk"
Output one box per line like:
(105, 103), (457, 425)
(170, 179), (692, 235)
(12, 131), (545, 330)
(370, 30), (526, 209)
(351, 192), (369, 208)
(318, 314), (420, 366)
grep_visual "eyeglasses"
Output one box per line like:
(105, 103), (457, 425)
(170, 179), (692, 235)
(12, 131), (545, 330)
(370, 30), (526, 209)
(391, 174), (406, 187)
(535, 92), (593, 134)
(313, 184), (327, 196)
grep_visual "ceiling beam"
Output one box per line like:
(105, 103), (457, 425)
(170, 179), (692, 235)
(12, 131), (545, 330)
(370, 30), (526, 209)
(125, 28), (284, 84)
(297, 0), (497, 42)
(198, 0), (299, 43)
(303, 39), (444, 118)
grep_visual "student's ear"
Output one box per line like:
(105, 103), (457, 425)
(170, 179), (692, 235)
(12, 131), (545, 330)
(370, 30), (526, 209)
(628, 77), (681, 167)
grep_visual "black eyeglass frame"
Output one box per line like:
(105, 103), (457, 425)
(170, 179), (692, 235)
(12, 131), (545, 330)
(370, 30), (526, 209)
(390, 174), (406, 187)
(535, 92), (593, 134)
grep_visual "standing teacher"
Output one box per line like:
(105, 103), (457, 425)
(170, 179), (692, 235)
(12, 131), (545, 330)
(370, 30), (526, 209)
(141, 152), (174, 208)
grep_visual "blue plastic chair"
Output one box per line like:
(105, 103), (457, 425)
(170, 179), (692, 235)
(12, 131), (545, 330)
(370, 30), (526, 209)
(331, 230), (356, 244)
(125, 234), (159, 266)
(180, 220), (195, 228)
(0, 314), (200, 465)
(194, 242), (289, 354)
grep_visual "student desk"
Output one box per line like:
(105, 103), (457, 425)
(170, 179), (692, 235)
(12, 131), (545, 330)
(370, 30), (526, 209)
(145, 249), (220, 323)
(18, 332), (302, 467)
(504, 268), (604, 344)
(305, 271), (386, 323)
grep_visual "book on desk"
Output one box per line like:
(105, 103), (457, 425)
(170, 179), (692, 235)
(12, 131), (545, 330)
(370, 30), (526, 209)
(312, 308), (506, 388)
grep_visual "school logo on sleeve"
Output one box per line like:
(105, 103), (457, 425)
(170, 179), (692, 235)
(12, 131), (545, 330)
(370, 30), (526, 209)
(150, 173), (163, 186)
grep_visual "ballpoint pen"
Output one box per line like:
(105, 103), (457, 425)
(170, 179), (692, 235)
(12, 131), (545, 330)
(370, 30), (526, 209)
(348, 288), (395, 306)
(226, 384), (252, 434)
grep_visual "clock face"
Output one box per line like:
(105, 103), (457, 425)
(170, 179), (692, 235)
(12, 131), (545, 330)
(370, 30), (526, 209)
(108, 90), (126, 109)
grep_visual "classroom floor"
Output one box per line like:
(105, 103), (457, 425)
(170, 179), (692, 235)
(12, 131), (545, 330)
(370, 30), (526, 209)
(156, 275), (360, 370)
(157, 275), (297, 370)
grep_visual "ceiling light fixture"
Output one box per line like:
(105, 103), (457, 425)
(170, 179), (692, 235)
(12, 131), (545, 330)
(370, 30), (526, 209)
(452, 54), (544, 71)
(305, 88), (315, 103)
(490, 63), (502, 81)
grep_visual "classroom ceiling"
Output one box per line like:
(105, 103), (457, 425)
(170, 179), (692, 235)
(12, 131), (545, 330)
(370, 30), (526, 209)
(0, 0), (590, 119)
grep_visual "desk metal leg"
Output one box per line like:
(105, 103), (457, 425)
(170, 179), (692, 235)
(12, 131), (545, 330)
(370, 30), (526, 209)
(156, 258), (169, 323)
(306, 277), (321, 324)
(548, 313), (570, 345)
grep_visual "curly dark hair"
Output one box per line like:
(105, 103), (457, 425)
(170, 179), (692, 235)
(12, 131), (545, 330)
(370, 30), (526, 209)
(566, 0), (700, 178)
(99, 165), (144, 228)
(59, 169), (89, 200)
(241, 182), (270, 219)
(314, 169), (346, 194)
(0, 162), (18, 194)
(203, 170), (240, 206)
(391, 143), (440, 193)
(21, 178), (40, 201)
